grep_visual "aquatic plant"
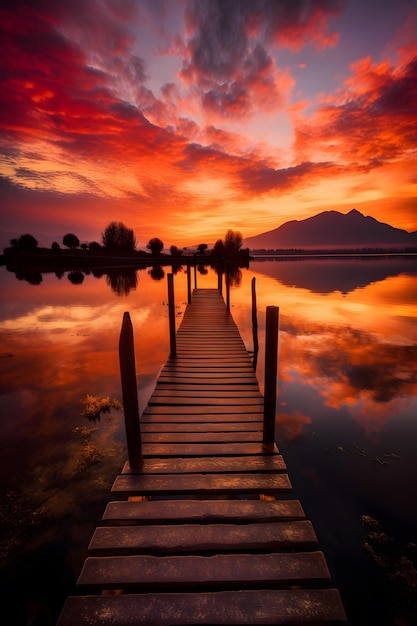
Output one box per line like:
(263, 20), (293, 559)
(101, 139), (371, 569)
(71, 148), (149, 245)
(81, 394), (122, 422)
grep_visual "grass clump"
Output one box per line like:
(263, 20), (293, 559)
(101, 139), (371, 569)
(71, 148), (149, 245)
(81, 394), (122, 421)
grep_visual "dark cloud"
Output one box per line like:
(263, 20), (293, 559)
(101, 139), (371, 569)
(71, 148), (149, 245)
(181, 0), (345, 116)
(238, 160), (338, 195)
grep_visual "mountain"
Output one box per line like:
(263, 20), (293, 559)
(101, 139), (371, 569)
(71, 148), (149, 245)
(243, 209), (417, 250)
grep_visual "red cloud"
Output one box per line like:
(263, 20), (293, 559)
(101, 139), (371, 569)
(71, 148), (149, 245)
(294, 52), (417, 167)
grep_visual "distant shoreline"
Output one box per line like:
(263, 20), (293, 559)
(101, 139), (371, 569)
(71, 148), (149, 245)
(251, 251), (417, 259)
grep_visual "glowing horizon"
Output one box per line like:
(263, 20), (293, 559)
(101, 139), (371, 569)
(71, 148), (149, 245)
(1, 0), (416, 249)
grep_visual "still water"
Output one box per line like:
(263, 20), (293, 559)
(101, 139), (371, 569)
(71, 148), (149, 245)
(0, 256), (416, 625)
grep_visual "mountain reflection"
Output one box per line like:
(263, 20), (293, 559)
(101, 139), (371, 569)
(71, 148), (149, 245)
(252, 256), (417, 294)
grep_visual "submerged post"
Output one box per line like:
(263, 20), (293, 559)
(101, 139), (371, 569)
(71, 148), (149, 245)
(263, 306), (279, 451)
(168, 273), (176, 356)
(119, 312), (142, 470)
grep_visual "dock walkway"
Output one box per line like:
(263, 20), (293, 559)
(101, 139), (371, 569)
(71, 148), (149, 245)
(57, 288), (347, 625)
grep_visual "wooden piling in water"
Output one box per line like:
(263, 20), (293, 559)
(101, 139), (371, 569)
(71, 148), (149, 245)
(118, 312), (142, 470)
(263, 305), (279, 450)
(187, 259), (192, 303)
(225, 261), (230, 310)
(251, 277), (259, 370)
(167, 273), (176, 357)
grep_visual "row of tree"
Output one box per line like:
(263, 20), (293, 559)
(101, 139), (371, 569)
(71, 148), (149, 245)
(5, 222), (245, 257)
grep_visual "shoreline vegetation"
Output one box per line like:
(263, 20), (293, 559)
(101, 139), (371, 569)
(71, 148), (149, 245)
(2, 218), (416, 278)
(0, 223), (253, 274)
(1, 245), (416, 272)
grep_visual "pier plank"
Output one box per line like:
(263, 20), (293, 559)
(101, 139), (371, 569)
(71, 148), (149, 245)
(102, 499), (305, 525)
(58, 589), (348, 625)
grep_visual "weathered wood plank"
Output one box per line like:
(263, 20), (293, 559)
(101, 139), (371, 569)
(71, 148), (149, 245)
(111, 472), (290, 496)
(155, 380), (260, 395)
(77, 551), (331, 590)
(155, 384), (259, 392)
(140, 411), (263, 422)
(139, 422), (262, 432)
(57, 588), (347, 625)
(158, 372), (258, 385)
(152, 389), (263, 397)
(138, 442), (279, 457)
(141, 432), (263, 444)
(149, 396), (263, 406)
(88, 521), (317, 555)
(102, 499), (304, 525)
(140, 405), (263, 420)
(120, 455), (286, 475)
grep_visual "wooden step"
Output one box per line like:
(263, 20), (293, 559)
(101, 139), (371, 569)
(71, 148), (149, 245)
(111, 472), (290, 496)
(139, 443), (279, 457)
(57, 588), (347, 625)
(140, 432), (263, 444)
(88, 521), (318, 555)
(77, 551), (331, 591)
(121, 455), (285, 474)
(102, 499), (305, 525)
(141, 407), (263, 418)
(139, 422), (262, 432)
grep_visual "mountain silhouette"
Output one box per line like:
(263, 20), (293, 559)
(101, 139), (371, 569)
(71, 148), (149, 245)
(243, 209), (417, 250)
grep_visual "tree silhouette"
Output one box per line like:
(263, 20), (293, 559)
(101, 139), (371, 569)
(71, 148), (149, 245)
(170, 245), (182, 256)
(63, 233), (80, 249)
(17, 234), (38, 251)
(147, 237), (164, 255)
(102, 221), (136, 251)
(224, 229), (242, 253)
(213, 239), (225, 256)
(198, 243), (208, 255)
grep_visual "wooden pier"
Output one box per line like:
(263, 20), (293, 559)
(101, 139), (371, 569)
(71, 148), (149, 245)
(57, 286), (347, 625)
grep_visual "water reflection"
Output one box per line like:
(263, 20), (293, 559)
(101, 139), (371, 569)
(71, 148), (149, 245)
(252, 255), (417, 294)
(0, 257), (416, 624)
(105, 267), (138, 295)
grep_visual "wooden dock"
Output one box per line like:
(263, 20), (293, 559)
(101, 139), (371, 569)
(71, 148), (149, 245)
(57, 288), (347, 625)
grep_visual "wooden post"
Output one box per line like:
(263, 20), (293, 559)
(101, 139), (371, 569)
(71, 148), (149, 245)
(168, 273), (176, 356)
(187, 259), (191, 303)
(217, 263), (222, 293)
(225, 261), (230, 311)
(119, 312), (142, 470)
(263, 306), (279, 451)
(193, 254), (197, 289)
(251, 277), (259, 370)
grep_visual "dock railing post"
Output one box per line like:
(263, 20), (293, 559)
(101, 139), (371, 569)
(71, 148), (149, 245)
(168, 273), (176, 356)
(263, 305), (279, 451)
(193, 254), (197, 289)
(225, 261), (230, 311)
(119, 312), (143, 470)
(187, 259), (192, 303)
(218, 258), (223, 295)
(251, 277), (259, 370)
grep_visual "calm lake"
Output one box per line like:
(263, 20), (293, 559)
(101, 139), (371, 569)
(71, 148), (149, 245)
(1, 256), (416, 625)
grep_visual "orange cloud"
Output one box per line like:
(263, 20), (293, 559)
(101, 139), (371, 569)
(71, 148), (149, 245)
(294, 53), (417, 168)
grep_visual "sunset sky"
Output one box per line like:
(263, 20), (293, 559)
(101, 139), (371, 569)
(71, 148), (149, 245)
(1, 0), (416, 249)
